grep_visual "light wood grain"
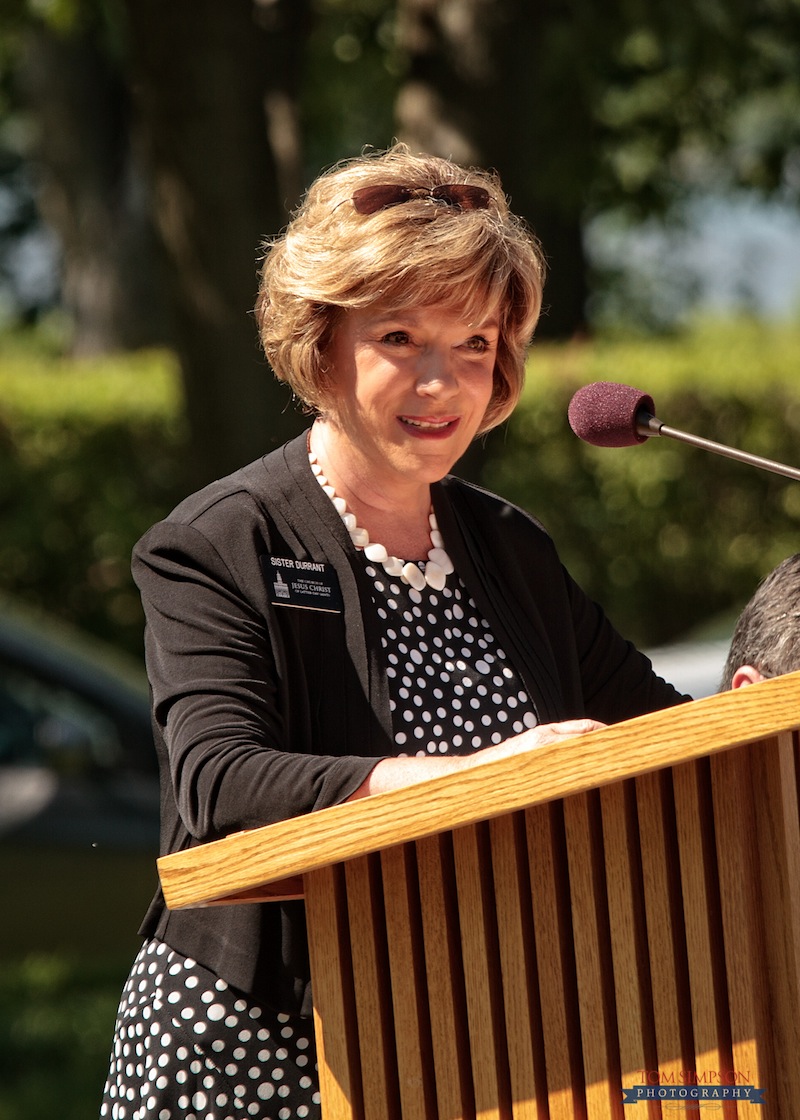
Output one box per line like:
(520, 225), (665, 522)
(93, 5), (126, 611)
(415, 832), (475, 1120)
(158, 673), (800, 911)
(563, 791), (622, 1120)
(635, 770), (690, 1094)
(599, 781), (661, 1120)
(749, 732), (800, 1120)
(452, 823), (509, 1119)
(671, 759), (733, 1115)
(526, 803), (582, 1120)
(344, 855), (397, 1120)
(304, 865), (360, 1120)
(380, 843), (435, 1119)
(488, 812), (544, 1119)
(709, 745), (772, 1118)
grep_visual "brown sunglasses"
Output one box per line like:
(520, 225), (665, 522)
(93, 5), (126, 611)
(351, 183), (491, 215)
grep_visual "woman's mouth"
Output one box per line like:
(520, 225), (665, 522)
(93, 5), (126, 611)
(399, 415), (459, 436)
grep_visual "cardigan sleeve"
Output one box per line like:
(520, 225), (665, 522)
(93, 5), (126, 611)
(132, 512), (379, 844)
(561, 561), (690, 722)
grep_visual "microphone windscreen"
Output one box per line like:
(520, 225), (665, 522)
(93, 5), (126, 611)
(568, 381), (655, 447)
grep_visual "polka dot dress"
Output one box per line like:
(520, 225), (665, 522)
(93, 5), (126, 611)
(101, 557), (538, 1118)
(364, 558), (538, 756)
(100, 940), (320, 1119)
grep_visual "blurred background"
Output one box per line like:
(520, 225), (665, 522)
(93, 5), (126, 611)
(1, 1), (799, 1115)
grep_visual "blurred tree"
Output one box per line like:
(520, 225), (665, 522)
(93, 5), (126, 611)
(120, 0), (312, 486)
(15, 2), (169, 352)
(393, 0), (592, 336)
(392, 0), (800, 337)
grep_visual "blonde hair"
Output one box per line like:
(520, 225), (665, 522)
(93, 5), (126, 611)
(255, 144), (546, 434)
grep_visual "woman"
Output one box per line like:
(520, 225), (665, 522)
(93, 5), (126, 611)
(101, 144), (686, 1119)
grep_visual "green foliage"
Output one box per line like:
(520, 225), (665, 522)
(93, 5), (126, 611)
(0, 341), (187, 657)
(303, 0), (400, 172)
(488, 317), (800, 646)
(589, 0), (800, 211)
(0, 952), (128, 1120)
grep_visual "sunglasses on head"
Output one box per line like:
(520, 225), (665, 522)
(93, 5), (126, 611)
(351, 182), (492, 215)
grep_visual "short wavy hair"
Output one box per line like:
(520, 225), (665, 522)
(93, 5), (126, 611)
(255, 144), (546, 434)
(720, 553), (800, 689)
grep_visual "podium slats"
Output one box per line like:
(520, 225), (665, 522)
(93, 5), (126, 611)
(526, 802), (585, 1120)
(672, 759), (734, 1107)
(344, 854), (399, 1119)
(635, 770), (693, 1089)
(710, 743), (772, 1117)
(489, 812), (547, 1119)
(304, 864), (362, 1120)
(748, 732), (800, 1119)
(452, 823), (511, 1119)
(416, 832), (476, 1119)
(563, 791), (623, 1120)
(381, 843), (436, 1119)
(600, 781), (661, 1120)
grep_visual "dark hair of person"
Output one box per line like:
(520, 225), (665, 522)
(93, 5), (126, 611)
(720, 553), (800, 690)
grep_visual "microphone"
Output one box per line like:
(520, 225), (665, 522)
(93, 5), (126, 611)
(568, 381), (800, 483)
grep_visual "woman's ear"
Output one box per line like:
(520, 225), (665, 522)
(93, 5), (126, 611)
(730, 665), (766, 690)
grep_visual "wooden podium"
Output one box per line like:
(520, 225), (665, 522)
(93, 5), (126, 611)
(158, 672), (800, 1119)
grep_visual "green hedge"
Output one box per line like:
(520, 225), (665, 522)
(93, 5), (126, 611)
(491, 317), (800, 645)
(0, 344), (187, 657)
(0, 952), (129, 1120)
(1, 318), (799, 658)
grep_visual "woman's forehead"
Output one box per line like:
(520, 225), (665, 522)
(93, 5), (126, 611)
(344, 300), (500, 332)
(373, 289), (503, 323)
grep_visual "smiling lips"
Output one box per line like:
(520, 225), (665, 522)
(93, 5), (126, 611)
(399, 415), (459, 436)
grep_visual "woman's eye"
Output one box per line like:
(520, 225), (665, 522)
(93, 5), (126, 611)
(382, 331), (411, 345)
(465, 335), (490, 352)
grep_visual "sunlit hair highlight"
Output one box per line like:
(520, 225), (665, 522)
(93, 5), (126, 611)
(255, 144), (546, 434)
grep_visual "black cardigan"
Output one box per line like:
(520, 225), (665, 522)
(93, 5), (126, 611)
(132, 430), (686, 1014)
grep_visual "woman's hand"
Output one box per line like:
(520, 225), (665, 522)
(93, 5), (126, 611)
(347, 718), (606, 800)
(477, 719), (606, 761)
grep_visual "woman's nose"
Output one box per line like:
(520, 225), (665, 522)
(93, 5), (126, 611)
(415, 350), (458, 396)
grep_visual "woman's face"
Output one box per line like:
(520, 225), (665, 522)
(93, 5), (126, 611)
(323, 302), (499, 490)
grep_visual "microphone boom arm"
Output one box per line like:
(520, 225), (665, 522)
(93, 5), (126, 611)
(636, 411), (800, 483)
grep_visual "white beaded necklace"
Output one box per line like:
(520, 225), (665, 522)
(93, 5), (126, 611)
(308, 449), (455, 591)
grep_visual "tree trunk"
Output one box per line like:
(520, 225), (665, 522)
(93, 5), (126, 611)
(394, 0), (591, 339)
(123, 0), (312, 489)
(18, 17), (169, 353)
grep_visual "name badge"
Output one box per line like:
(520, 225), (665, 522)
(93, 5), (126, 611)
(263, 556), (343, 614)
